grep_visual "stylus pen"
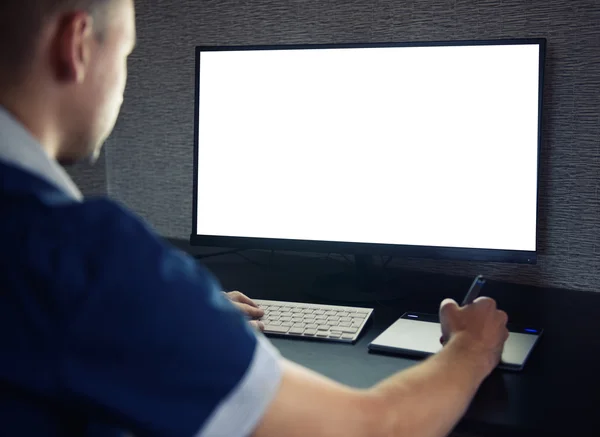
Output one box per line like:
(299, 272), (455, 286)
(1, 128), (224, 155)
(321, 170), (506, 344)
(441, 275), (487, 345)
(461, 275), (486, 306)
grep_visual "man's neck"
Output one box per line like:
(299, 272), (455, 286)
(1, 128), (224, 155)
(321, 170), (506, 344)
(0, 85), (61, 161)
(0, 100), (84, 201)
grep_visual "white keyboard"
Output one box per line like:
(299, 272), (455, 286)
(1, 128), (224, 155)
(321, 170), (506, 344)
(255, 299), (374, 343)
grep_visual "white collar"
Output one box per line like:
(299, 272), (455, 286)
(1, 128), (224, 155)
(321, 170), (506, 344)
(0, 105), (82, 201)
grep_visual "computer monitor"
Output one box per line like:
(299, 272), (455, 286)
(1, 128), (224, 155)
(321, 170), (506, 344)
(191, 39), (545, 265)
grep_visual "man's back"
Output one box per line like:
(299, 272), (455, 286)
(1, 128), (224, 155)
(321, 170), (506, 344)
(1, 161), (124, 435)
(0, 161), (282, 436)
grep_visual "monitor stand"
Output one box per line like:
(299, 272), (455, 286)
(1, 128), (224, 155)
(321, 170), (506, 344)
(308, 254), (407, 303)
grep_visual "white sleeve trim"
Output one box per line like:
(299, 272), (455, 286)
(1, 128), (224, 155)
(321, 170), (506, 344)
(196, 334), (282, 437)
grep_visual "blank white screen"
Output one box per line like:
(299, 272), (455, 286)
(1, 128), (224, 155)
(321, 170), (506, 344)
(196, 44), (540, 251)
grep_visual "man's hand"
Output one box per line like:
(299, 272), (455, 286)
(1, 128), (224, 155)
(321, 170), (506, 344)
(439, 296), (509, 376)
(224, 290), (265, 331)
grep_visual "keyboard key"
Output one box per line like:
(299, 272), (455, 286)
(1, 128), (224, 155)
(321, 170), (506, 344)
(314, 310), (325, 315)
(329, 331), (342, 338)
(324, 311), (336, 316)
(264, 325), (290, 334)
(316, 331), (329, 337)
(281, 322), (293, 327)
(340, 317), (352, 322)
(317, 325), (331, 331)
(292, 317), (303, 322)
(270, 320), (282, 326)
(289, 327), (304, 335)
(280, 316), (292, 322)
(327, 316), (340, 322)
(337, 326), (358, 334)
(342, 333), (355, 340)
(339, 322), (352, 327)
(304, 329), (317, 336)
(306, 324), (318, 329)
(292, 323), (306, 329)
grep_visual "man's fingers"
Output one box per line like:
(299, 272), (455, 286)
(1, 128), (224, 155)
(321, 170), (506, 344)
(227, 290), (259, 307)
(498, 310), (508, 325)
(439, 298), (459, 345)
(249, 320), (265, 331)
(439, 298), (459, 315)
(233, 301), (264, 319)
(473, 296), (497, 310)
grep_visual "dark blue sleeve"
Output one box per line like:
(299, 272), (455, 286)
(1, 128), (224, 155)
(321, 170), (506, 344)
(58, 200), (281, 437)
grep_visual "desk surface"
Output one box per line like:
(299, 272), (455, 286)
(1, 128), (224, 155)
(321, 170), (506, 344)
(203, 254), (600, 437)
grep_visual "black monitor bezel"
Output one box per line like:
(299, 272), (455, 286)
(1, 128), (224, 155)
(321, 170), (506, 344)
(191, 38), (546, 265)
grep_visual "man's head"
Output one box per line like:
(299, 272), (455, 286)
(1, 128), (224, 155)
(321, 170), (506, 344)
(0, 0), (136, 164)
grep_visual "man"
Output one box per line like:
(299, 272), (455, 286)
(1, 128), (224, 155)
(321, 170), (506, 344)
(0, 0), (509, 436)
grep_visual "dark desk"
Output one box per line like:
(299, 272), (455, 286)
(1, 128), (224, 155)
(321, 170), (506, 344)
(203, 254), (600, 437)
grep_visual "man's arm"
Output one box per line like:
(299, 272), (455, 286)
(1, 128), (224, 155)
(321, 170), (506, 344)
(252, 338), (484, 437)
(61, 200), (506, 437)
(253, 298), (508, 437)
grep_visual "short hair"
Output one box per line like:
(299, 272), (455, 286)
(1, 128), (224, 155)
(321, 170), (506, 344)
(0, 0), (115, 82)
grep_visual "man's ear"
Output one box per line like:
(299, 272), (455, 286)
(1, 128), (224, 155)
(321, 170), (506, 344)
(54, 11), (95, 83)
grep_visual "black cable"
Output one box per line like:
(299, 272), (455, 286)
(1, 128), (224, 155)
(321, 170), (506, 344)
(194, 249), (242, 259)
(223, 249), (365, 280)
(341, 254), (353, 264)
(234, 251), (343, 274)
(318, 252), (331, 262)
(234, 251), (306, 275)
(235, 251), (273, 269)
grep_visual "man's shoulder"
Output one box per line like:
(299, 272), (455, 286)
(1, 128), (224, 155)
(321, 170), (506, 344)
(0, 156), (81, 203)
(1, 181), (198, 292)
(53, 196), (154, 243)
(1, 186), (150, 246)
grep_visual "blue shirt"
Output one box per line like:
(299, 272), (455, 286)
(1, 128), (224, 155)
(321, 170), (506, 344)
(0, 107), (282, 437)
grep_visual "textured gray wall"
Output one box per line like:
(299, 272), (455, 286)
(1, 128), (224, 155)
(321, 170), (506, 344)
(107, 0), (600, 291)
